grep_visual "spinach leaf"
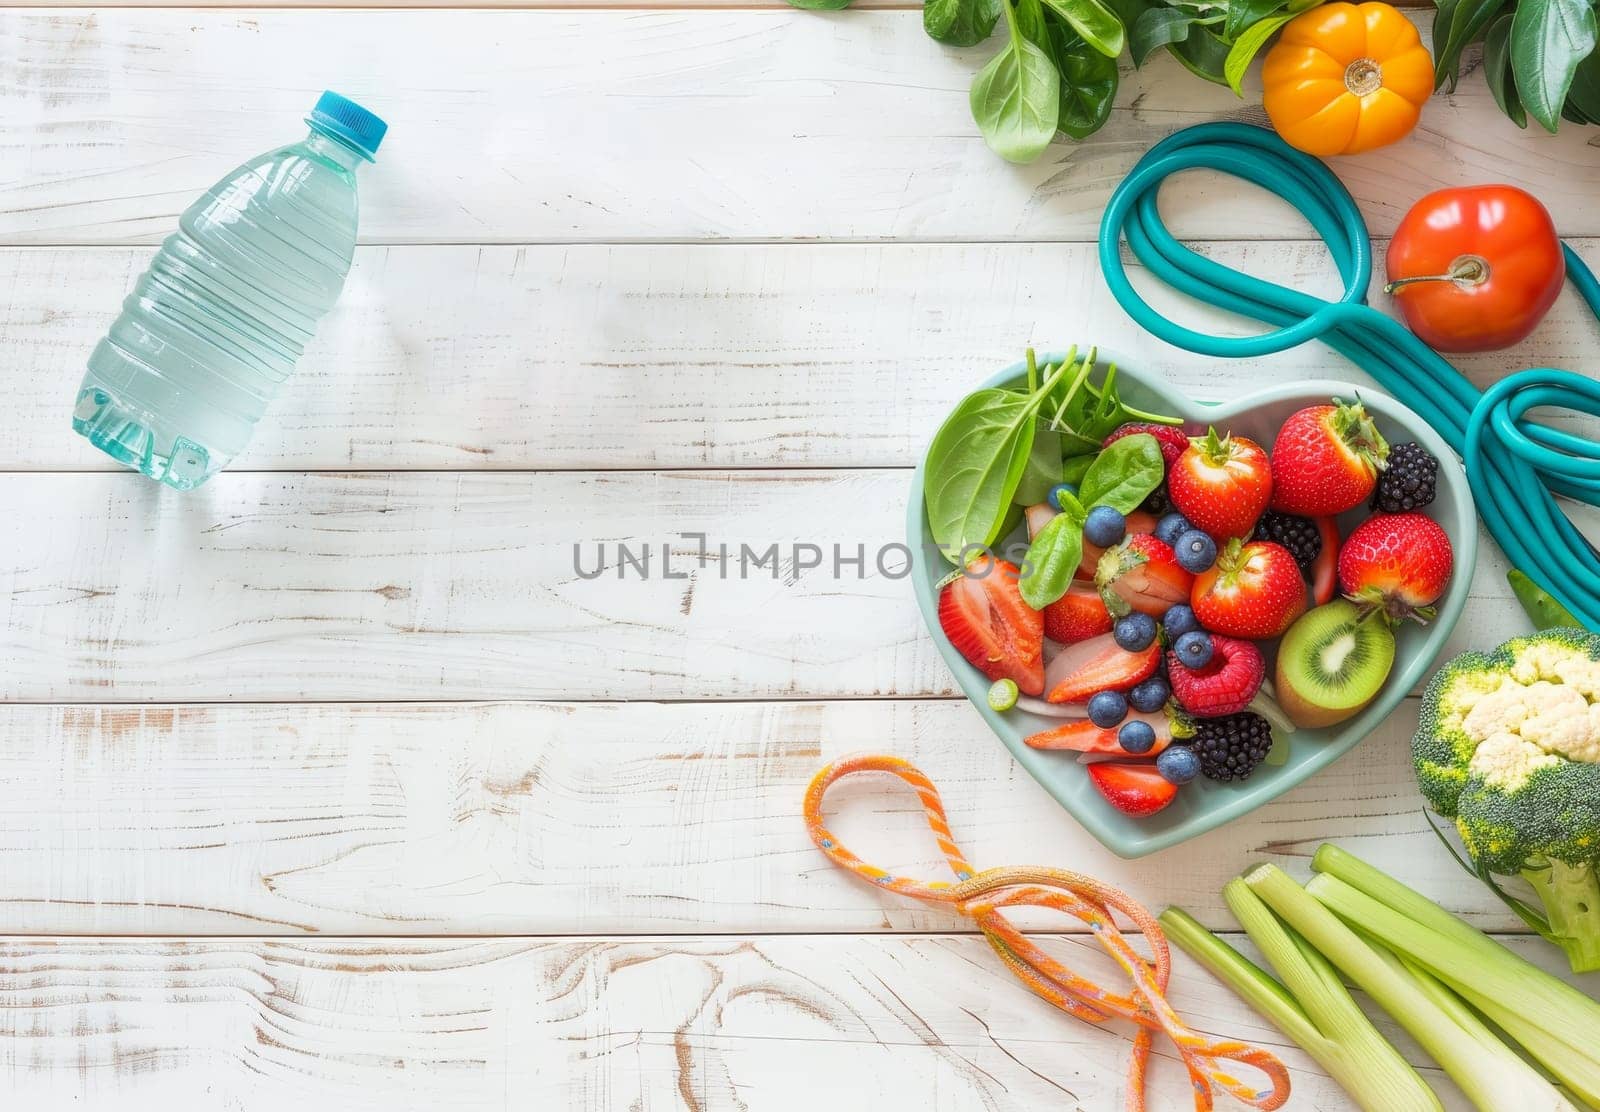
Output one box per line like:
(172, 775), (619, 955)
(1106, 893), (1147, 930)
(1019, 491), (1086, 609)
(1565, 47), (1600, 120)
(926, 0), (1004, 45)
(1042, 0), (1128, 56)
(1224, 0), (1287, 42)
(1015, 424), (1063, 505)
(1062, 452), (1095, 487)
(1167, 22), (1233, 83)
(1131, 7), (1197, 65)
(1017, 0), (1054, 49)
(1077, 433), (1164, 513)
(1224, 10), (1297, 94)
(1051, 25), (1121, 136)
(1486, 11), (1530, 127)
(923, 355), (1074, 561)
(1510, 0), (1598, 132)
(1433, 0), (1506, 89)
(970, 0), (1063, 163)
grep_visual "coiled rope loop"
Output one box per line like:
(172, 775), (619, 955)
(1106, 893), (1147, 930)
(803, 754), (1291, 1112)
(1099, 122), (1600, 629)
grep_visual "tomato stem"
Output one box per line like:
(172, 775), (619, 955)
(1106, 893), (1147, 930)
(1383, 255), (1490, 295)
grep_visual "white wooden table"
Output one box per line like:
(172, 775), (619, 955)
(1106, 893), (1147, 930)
(3, 3), (1599, 1108)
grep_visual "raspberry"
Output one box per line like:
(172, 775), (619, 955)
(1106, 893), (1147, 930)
(1191, 712), (1274, 782)
(1166, 634), (1264, 717)
(1103, 423), (1190, 468)
(1252, 511), (1322, 577)
(1370, 442), (1438, 513)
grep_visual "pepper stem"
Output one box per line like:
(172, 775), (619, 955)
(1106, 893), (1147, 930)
(1383, 255), (1490, 295)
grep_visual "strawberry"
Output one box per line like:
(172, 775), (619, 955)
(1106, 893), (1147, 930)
(938, 555), (1045, 696)
(1270, 401), (1389, 516)
(1310, 516), (1339, 606)
(1025, 707), (1188, 756)
(1096, 533), (1194, 617)
(1167, 635), (1264, 717)
(1338, 512), (1453, 623)
(1087, 762), (1179, 817)
(1078, 510), (1159, 577)
(1168, 429), (1273, 540)
(1043, 583), (1113, 644)
(1043, 633), (1161, 703)
(1191, 539), (1306, 639)
(1103, 422), (1190, 468)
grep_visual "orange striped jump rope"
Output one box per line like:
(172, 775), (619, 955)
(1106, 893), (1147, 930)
(803, 754), (1291, 1112)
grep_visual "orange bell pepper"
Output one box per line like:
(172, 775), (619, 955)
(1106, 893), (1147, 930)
(1262, 2), (1433, 157)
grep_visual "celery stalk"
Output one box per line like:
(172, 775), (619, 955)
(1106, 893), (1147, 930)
(1161, 891), (1440, 1112)
(1245, 864), (1577, 1112)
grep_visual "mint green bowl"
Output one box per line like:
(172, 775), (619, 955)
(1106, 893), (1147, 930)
(908, 355), (1477, 858)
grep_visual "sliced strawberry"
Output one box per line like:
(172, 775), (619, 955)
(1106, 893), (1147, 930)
(1168, 635), (1264, 717)
(1078, 510), (1159, 577)
(1087, 762), (1179, 817)
(1044, 633), (1161, 703)
(1311, 516), (1339, 606)
(1025, 503), (1058, 542)
(1096, 533), (1194, 617)
(1043, 584), (1113, 645)
(1025, 709), (1177, 756)
(938, 556), (1045, 696)
(1103, 423), (1191, 468)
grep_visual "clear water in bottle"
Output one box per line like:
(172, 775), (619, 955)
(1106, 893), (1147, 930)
(72, 91), (387, 490)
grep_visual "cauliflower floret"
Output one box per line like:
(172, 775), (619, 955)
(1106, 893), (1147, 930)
(1461, 676), (1541, 740)
(1507, 641), (1600, 698)
(1457, 675), (1600, 767)
(1468, 731), (1562, 791)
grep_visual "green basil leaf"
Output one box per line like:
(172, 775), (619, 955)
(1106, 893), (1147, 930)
(1014, 425), (1063, 505)
(1224, 0), (1288, 42)
(1041, 0), (1128, 56)
(1077, 433), (1164, 513)
(1051, 24), (1121, 137)
(924, 388), (1041, 560)
(1166, 22), (1232, 83)
(1131, 7), (1196, 66)
(1224, 10), (1297, 94)
(1485, 11), (1530, 127)
(1434, 0), (1505, 89)
(926, 0), (1004, 45)
(1019, 492), (1086, 609)
(1509, 0), (1598, 132)
(971, 10), (1063, 163)
(1062, 452), (1095, 487)
(1565, 47), (1600, 120)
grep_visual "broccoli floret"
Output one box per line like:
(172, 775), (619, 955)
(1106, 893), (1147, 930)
(1412, 628), (1600, 973)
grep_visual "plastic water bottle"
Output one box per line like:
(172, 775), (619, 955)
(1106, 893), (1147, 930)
(71, 91), (387, 489)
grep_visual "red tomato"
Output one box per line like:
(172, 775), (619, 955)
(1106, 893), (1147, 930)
(1384, 185), (1564, 352)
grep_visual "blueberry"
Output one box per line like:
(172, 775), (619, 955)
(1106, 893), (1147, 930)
(1174, 630), (1214, 670)
(1113, 611), (1158, 653)
(1086, 690), (1128, 728)
(1155, 512), (1191, 548)
(1128, 676), (1170, 713)
(1119, 719), (1158, 754)
(1163, 604), (1200, 640)
(1049, 483), (1079, 512)
(1157, 745), (1201, 785)
(1174, 529), (1218, 574)
(1083, 506), (1127, 548)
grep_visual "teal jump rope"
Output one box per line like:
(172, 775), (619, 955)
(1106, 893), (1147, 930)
(1098, 122), (1600, 630)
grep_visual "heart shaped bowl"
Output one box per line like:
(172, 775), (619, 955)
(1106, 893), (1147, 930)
(908, 353), (1477, 858)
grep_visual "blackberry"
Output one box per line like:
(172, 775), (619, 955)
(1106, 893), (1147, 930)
(1371, 442), (1438, 512)
(1252, 510), (1321, 576)
(1191, 712), (1273, 782)
(1141, 483), (1171, 515)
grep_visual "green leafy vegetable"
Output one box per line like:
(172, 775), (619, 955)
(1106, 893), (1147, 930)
(1485, 11), (1531, 127)
(1510, 0), (1599, 132)
(1166, 21), (1233, 83)
(1076, 433), (1163, 513)
(1016, 0), (1054, 47)
(1224, 10), (1297, 93)
(1433, 0), (1508, 89)
(925, 0), (1004, 45)
(1129, 6), (1199, 65)
(971, 0), (1062, 163)
(1019, 491), (1086, 608)
(1042, 0), (1127, 55)
(1014, 424), (1064, 506)
(1051, 26), (1121, 136)
(1224, 0), (1287, 41)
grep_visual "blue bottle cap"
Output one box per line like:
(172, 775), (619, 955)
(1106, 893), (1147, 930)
(307, 91), (387, 160)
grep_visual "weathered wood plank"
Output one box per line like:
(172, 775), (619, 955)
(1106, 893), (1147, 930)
(0, 933), (1588, 1109)
(12, 241), (1600, 472)
(3, 12), (1594, 246)
(0, 696), (1550, 936)
(0, 469), (1560, 701)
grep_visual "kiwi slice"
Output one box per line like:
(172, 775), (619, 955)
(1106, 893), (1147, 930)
(1275, 599), (1396, 728)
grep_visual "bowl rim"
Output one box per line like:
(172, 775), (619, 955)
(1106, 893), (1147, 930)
(906, 351), (1478, 858)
